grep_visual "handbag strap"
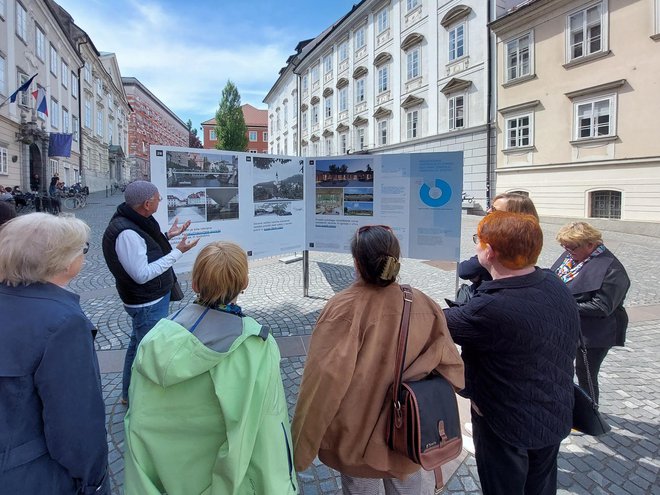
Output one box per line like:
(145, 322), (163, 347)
(577, 331), (599, 405)
(392, 284), (413, 407)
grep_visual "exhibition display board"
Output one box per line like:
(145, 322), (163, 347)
(150, 146), (463, 273)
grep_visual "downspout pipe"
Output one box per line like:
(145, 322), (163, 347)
(486, 0), (494, 210)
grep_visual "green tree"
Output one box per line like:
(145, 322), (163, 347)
(185, 119), (203, 148)
(214, 80), (248, 152)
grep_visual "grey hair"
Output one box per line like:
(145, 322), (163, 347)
(0, 213), (90, 286)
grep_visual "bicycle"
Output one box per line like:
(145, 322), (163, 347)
(63, 192), (88, 210)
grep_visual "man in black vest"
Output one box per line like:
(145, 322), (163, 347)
(102, 181), (199, 405)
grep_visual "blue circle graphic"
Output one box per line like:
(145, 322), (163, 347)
(419, 179), (452, 207)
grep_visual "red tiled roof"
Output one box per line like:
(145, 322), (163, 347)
(201, 104), (267, 127)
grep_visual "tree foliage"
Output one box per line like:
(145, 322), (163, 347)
(185, 119), (203, 148)
(214, 81), (248, 152)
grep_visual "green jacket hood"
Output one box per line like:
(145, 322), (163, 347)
(134, 317), (263, 387)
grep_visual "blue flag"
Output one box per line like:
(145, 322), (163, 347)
(49, 133), (73, 157)
(9, 73), (37, 103)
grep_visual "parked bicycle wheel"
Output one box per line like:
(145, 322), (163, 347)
(63, 197), (80, 210)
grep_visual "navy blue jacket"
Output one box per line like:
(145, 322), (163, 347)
(444, 268), (579, 449)
(0, 283), (109, 494)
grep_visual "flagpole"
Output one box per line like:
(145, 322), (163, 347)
(0, 73), (38, 110)
(0, 96), (11, 110)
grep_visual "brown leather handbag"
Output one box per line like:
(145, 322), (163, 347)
(386, 285), (463, 492)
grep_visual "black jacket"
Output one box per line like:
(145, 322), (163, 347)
(102, 203), (174, 305)
(551, 247), (630, 348)
(444, 268), (579, 449)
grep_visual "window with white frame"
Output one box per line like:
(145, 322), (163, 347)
(209, 129), (217, 140)
(590, 190), (621, 219)
(108, 93), (113, 111)
(313, 142), (319, 156)
(323, 54), (332, 74)
(338, 41), (348, 62)
(378, 120), (388, 145)
(356, 78), (366, 103)
(324, 96), (332, 118)
(311, 65), (320, 84)
(377, 8), (389, 33)
(50, 98), (59, 128)
(356, 126), (366, 150)
(407, 48), (420, 80)
(378, 66), (389, 93)
(63, 107), (69, 133)
(574, 94), (615, 139)
(505, 114), (532, 148)
(72, 116), (79, 141)
(16, 2), (27, 40)
(84, 99), (92, 128)
(0, 146), (8, 175)
(355, 26), (366, 50)
(506, 33), (532, 82)
(448, 95), (465, 130)
(50, 45), (58, 76)
(406, 110), (418, 139)
(97, 108), (103, 137)
(283, 102), (288, 125)
(312, 104), (319, 125)
(407, 0), (419, 12)
(302, 74), (308, 93)
(0, 55), (5, 96)
(0, 0), (5, 19)
(96, 78), (103, 96)
(302, 110), (308, 130)
(36, 25), (45, 61)
(340, 133), (348, 154)
(339, 87), (348, 112)
(84, 63), (91, 83)
(17, 73), (30, 106)
(448, 23), (465, 61)
(568, 3), (605, 61)
(325, 138), (332, 155)
(61, 60), (69, 88)
(108, 121), (113, 144)
(49, 158), (58, 176)
(249, 131), (257, 141)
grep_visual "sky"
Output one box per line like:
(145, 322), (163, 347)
(56, 0), (359, 132)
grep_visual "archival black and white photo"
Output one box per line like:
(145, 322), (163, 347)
(254, 201), (293, 217)
(167, 151), (238, 187)
(252, 157), (304, 202)
(167, 188), (207, 224)
(206, 188), (239, 221)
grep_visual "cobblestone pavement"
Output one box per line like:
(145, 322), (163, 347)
(69, 191), (659, 494)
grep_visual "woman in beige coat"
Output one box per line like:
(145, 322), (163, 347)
(292, 225), (464, 494)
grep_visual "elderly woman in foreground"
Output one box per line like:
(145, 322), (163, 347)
(123, 241), (297, 495)
(0, 213), (109, 494)
(445, 211), (579, 495)
(552, 221), (630, 404)
(292, 225), (464, 495)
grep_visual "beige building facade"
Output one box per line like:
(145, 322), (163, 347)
(491, 0), (660, 222)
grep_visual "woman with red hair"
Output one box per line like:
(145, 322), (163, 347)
(445, 211), (579, 495)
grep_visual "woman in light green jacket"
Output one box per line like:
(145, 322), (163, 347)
(123, 241), (298, 495)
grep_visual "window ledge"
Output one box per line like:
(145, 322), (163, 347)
(651, 33), (660, 41)
(446, 55), (469, 67)
(502, 74), (537, 88)
(570, 135), (618, 146)
(503, 145), (536, 154)
(563, 50), (611, 69)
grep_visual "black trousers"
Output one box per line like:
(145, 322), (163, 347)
(472, 411), (560, 495)
(575, 346), (610, 404)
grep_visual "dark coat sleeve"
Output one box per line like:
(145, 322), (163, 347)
(443, 297), (495, 350)
(34, 312), (109, 495)
(577, 260), (630, 318)
(457, 255), (490, 282)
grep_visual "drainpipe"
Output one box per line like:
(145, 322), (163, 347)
(486, 0), (494, 210)
(76, 39), (88, 188)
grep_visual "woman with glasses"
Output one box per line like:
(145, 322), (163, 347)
(454, 193), (539, 305)
(292, 225), (464, 494)
(552, 221), (630, 404)
(0, 213), (109, 494)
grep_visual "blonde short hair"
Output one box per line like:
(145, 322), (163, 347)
(556, 221), (603, 246)
(0, 213), (90, 286)
(192, 241), (248, 306)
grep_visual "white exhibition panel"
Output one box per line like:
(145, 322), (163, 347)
(151, 146), (462, 273)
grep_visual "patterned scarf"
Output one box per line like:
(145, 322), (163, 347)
(555, 244), (606, 283)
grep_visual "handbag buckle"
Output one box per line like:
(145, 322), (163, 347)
(394, 400), (403, 428)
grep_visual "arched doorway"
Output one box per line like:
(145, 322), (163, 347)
(29, 143), (43, 192)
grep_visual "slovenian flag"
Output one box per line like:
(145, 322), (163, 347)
(32, 87), (48, 116)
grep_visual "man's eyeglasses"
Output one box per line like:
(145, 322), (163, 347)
(83, 242), (90, 255)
